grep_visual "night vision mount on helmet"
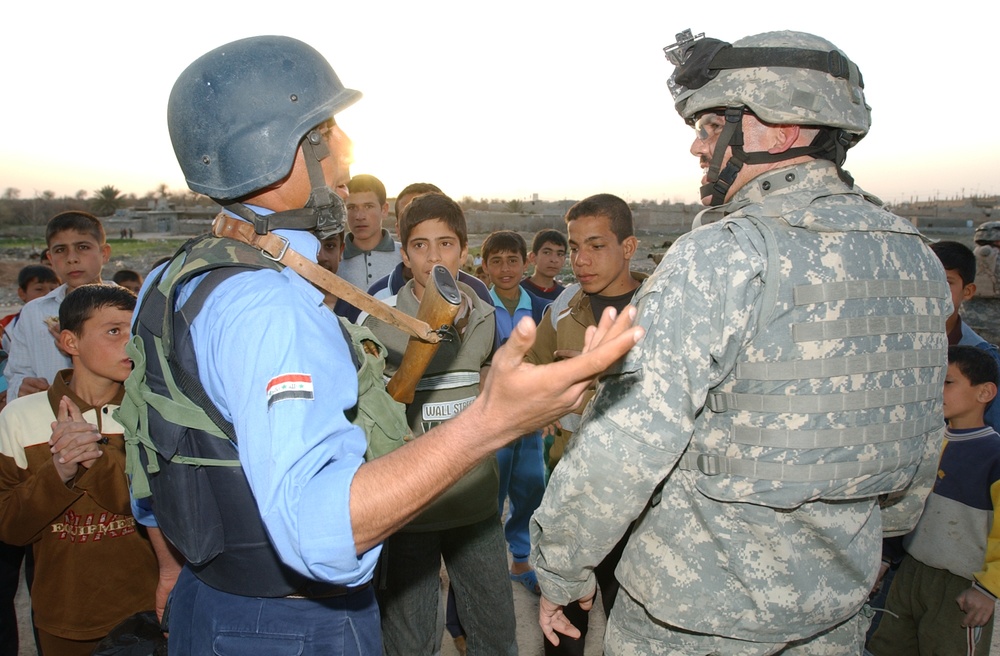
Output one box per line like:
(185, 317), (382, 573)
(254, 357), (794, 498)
(663, 29), (871, 206)
(167, 35), (360, 238)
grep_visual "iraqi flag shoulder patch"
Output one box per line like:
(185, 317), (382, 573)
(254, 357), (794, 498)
(266, 373), (314, 409)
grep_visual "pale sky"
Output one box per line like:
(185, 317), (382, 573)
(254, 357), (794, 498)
(2, 1), (996, 206)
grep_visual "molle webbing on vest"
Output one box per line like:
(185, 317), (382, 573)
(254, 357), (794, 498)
(735, 348), (946, 380)
(792, 279), (947, 305)
(679, 211), (949, 508)
(729, 414), (941, 449)
(678, 449), (924, 482)
(793, 315), (944, 343)
(708, 383), (941, 414)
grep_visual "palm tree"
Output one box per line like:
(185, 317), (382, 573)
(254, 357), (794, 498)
(504, 199), (524, 213)
(91, 185), (123, 216)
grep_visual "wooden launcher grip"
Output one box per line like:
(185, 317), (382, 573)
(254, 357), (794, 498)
(386, 265), (462, 403)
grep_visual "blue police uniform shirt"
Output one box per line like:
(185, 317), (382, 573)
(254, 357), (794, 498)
(131, 209), (378, 587)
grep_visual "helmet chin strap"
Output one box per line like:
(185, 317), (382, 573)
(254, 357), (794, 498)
(700, 107), (746, 206)
(299, 128), (348, 240)
(701, 107), (853, 205)
(224, 126), (347, 238)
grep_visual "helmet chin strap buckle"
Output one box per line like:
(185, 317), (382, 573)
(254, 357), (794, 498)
(701, 107), (746, 206)
(302, 132), (347, 239)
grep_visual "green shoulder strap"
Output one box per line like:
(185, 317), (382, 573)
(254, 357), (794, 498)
(338, 318), (413, 460)
(119, 236), (282, 499)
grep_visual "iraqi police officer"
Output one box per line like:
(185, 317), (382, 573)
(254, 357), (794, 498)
(530, 30), (951, 654)
(128, 35), (642, 654)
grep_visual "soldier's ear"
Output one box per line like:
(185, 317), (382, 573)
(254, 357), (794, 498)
(767, 125), (801, 154)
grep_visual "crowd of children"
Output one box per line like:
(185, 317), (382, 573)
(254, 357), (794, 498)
(3, 181), (1000, 656)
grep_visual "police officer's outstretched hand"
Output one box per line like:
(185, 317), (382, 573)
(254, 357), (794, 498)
(479, 305), (642, 443)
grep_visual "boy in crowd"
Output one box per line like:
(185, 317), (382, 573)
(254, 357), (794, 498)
(362, 193), (516, 655)
(5, 211), (111, 398)
(482, 230), (549, 593)
(2, 264), (61, 384)
(111, 269), (143, 295)
(868, 345), (1000, 655)
(521, 229), (568, 302)
(338, 174), (401, 290)
(1, 266), (62, 340)
(0, 285), (158, 655)
(365, 182), (491, 306)
(314, 228), (358, 317)
(527, 194), (645, 655)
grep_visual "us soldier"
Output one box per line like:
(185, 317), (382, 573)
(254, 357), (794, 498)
(974, 221), (1000, 298)
(126, 35), (642, 654)
(530, 30), (951, 653)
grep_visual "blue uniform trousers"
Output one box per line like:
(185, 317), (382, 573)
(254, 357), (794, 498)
(167, 567), (381, 655)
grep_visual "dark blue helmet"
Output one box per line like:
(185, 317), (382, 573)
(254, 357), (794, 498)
(168, 35), (361, 201)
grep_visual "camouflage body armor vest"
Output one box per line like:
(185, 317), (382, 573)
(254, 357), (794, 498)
(117, 235), (408, 596)
(678, 205), (951, 509)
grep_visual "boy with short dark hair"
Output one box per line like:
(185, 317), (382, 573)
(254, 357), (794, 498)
(111, 269), (143, 295)
(367, 182), (491, 306)
(0, 284), (158, 655)
(339, 174), (401, 289)
(314, 229), (357, 317)
(482, 230), (550, 593)
(1, 264), (61, 361)
(362, 193), (516, 655)
(869, 345), (1000, 655)
(5, 211), (111, 398)
(521, 229), (568, 301)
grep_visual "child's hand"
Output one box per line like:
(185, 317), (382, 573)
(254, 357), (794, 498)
(18, 377), (50, 397)
(49, 396), (104, 483)
(956, 587), (995, 628)
(540, 420), (562, 439)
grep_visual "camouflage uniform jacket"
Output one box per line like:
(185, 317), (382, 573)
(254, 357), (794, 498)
(530, 160), (951, 642)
